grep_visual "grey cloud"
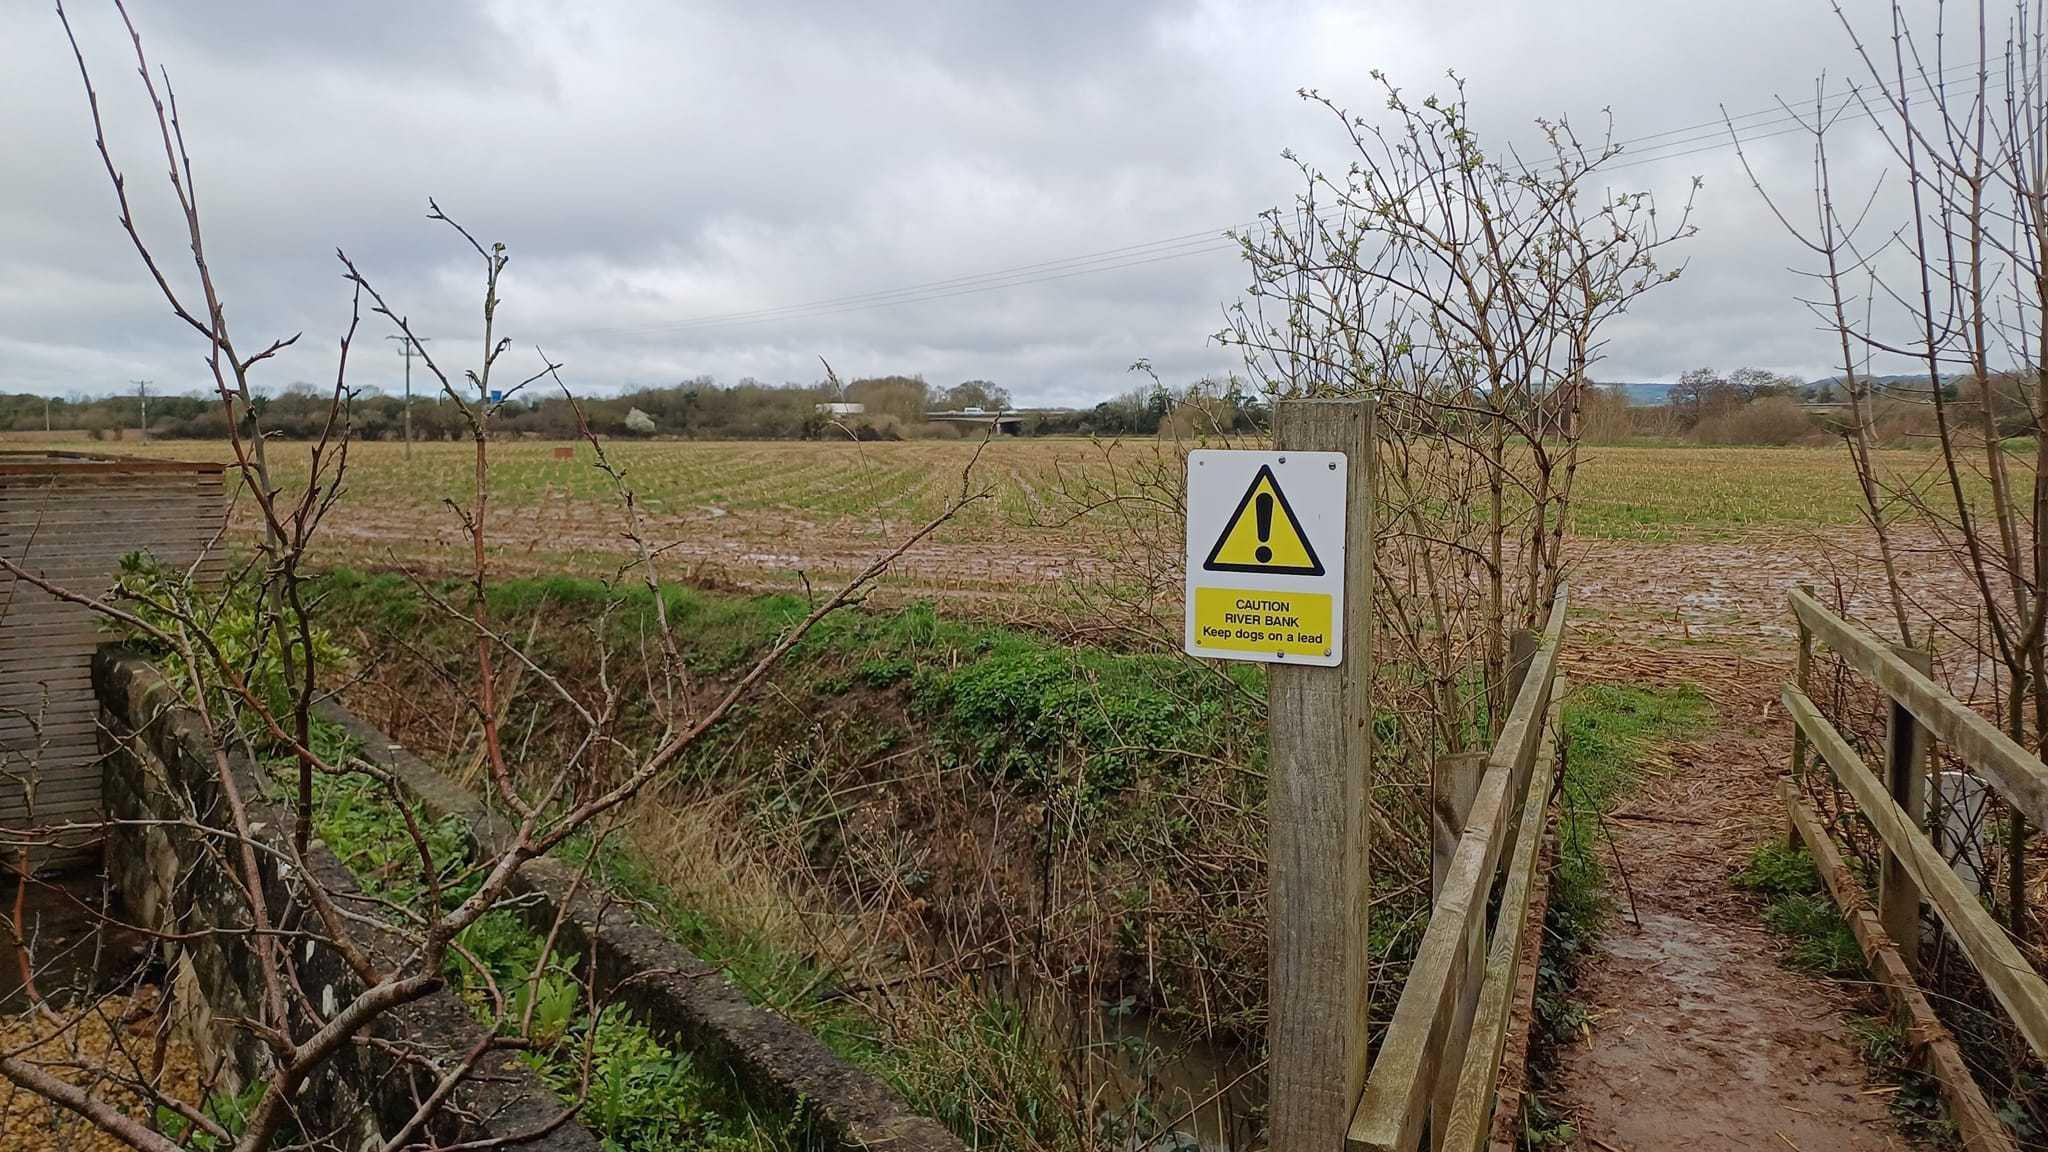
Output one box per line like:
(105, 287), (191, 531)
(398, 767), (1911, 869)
(0, 0), (1961, 405)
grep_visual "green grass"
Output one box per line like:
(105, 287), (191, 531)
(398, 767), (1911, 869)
(1735, 847), (1966, 1140)
(557, 833), (885, 1065)
(1733, 839), (1822, 897)
(1549, 682), (1711, 937)
(315, 564), (1315, 1143)
(1762, 894), (1868, 979)
(1735, 846), (1968, 1141)
(1737, 843), (1867, 982)
(1848, 1014), (1957, 1143)
(557, 827), (1114, 1152)
(315, 568), (1267, 799)
(316, 569), (1245, 1149)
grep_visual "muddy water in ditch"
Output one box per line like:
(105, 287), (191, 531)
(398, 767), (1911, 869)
(989, 975), (1263, 1152)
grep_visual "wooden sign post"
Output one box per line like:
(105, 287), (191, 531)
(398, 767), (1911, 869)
(1181, 398), (1374, 1149)
(1260, 399), (1375, 1151)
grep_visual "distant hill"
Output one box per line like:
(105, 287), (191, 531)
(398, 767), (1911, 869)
(1596, 374), (1961, 406)
(1601, 382), (1671, 406)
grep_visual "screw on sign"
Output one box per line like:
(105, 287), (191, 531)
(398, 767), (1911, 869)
(1183, 450), (1347, 666)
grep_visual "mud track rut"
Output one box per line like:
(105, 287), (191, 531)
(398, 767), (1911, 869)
(1555, 540), (1939, 1152)
(1544, 666), (1904, 1150)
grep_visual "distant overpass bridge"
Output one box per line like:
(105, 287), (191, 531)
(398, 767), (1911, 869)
(925, 408), (1069, 435)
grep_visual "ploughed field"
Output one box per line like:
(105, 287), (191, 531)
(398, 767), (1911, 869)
(27, 437), (2007, 646)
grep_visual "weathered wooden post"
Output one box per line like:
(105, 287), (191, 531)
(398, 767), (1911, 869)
(1263, 399), (1375, 1152)
(1181, 401), (1371, 1150)
(2012, 813), (2030, 937)
(2008, 706), (2030, 937)
(1427, 627), (1530, 1150)
(1430, 754), (1486, 900)
(1882, 644), (1933, 970)
(1506, 627), (1538, 708)
(1790, 582), (1813, 848)
(1792, 584), (1813, 782)
(1428, 749), (1485, 1149)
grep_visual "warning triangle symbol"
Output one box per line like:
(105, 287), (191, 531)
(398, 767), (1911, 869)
(1202, 465), (1324, 576)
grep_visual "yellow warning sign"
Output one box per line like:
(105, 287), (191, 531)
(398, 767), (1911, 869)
(1201, 465), (1324, 576)
(1191, 587), (1334, 658)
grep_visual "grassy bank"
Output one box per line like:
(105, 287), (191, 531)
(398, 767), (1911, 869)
(310, 567), (1739, 1152)
(314, 568), (1275, 1151)
(116, 556), (1726, 1152)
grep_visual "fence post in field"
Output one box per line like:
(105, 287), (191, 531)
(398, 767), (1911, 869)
(1429, 612), (1497, 1148)
(1882, 644), (1934, 970)
(1266, 398), (1375, 1152)
(1790, 582), (1813, 847)
(1430, 753), (1487, 899)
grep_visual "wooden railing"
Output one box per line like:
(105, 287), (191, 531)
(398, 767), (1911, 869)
(1782, 588), (2048, 1152)
(1345, 586), (1569, 1152)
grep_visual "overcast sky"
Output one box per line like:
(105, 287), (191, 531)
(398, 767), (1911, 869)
(0, 1), (1961, 407)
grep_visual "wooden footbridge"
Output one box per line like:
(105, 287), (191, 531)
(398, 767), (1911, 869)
(1263, 578), (1566, 1152)
(1779, 589), (2048, 1152)
(1266, 564), (2048, 1152)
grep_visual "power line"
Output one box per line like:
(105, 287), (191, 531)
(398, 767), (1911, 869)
(1596, 56), (1987, 155)
(566, 60), (2014, 338)
(1600, 61), (2009, 171)
(1604, 62), (2013, 174)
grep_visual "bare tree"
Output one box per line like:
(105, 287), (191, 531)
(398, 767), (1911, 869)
(1025, 79), (1693, 1037)
(1745, 0), (2048, 929)
(1739, 4), (2048, 1132)
(1221, 76), (1693, 763)
(0, 7), (989, 1150)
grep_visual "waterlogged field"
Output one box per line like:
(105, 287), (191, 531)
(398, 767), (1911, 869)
(20, 436), (2011, 610)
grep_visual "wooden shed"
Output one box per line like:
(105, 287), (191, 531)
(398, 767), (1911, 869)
(0, 451), (226, 869)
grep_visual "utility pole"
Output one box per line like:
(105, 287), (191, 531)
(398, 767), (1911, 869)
(386, 331), (430, 459)
(132, 379), (150, 440)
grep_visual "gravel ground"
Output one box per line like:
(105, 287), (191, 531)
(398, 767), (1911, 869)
(0, 988), (199, 1152)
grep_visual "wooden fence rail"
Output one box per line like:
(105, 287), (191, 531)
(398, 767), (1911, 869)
(1789, 589), (2048, 829)
(1346, 585), (1569, 1152)
(0, 451), (225, 869)
(1439, 684), (1562, 1152)
(1782, 589), (2048, 1152)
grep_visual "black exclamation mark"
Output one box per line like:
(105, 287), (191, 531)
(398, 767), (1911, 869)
(1254, 491), (1273, 565)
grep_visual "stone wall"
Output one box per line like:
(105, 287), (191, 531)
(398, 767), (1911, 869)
(318, 700), (970, 1152)
(96, 650), (598, 1151)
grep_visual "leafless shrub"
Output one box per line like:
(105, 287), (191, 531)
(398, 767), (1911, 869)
(0, 6), (990, 1150)
(1577, 385), (1641, 446)
(1217, 76), (1693, 889)
(1694, 396), (1818, 446)
(1742, 0), (2048, 1132)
